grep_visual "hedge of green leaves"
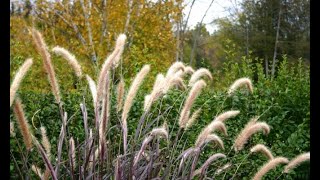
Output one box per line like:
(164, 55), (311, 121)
(10, 56), (309, 179)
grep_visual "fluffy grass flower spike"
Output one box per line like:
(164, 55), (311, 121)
(10, 58), (33, 107)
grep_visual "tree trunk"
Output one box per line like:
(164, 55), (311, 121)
(180, 0), (196, 62)
(189, 0), (214, 65)
(80, 0), (97, 63)
(265, 55), (269, 78)
(271, 5), (281, 77)
(100, 0), (108, 45)
(175, 21), (181, 62)
(124, 0), (133, 34)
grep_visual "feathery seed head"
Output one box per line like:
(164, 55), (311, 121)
(185, 108), (202, 129)
(164, 76), (186, 93)
(253, 157), (289, 180)
(153, 74), (165, 90)
(166, 62), (185, 77)
(13, 98), (33, 150)
(122, 65), (150, 123)
(208, 120), (228, 136)
(32, 29), (61, 103)
(52, 46), (82, 77)
(10, 121), (16, 137)
(150, 127), (169, 139)
(228, 77), (253, 96)
(97, 34), (126, 109)
(201, 153), (226, 172)
(179, 80), (206, 128)
(121, 65), (150, 152)
(69, 137), (76, 169)
(188, 68), (212, 87)
(215, 163), (232, 175)
(195, 121), (227, 147)
(31, 165), (43, 178)
(250, 144), (274, 160)
(204, 134), (225, 149)
(112, 34), (127, 68)
(10, 58), (33, 107)
(40, 126), (51, 160)
(184, 66), (195, 74)
(284, 152), (310, 173)
(214, 110), (240, 123)
(234, 121), (270, 152)
(116, 77), (125, 112)
(86, 75), (97, 110)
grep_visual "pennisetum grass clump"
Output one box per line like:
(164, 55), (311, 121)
(10, 29), (309, 180)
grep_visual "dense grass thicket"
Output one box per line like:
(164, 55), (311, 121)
(10, 39), (310, 180)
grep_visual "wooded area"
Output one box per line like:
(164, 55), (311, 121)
(10, 0), (309, 91)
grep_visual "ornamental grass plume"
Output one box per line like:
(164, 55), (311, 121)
(166, 61), (185, 77)
(253, 157), (289, 180)
(184, 66), (195, 75)
(179, 80), (206, 129)
(121, 65), (150, 152)
(133, 127), (168, 169)
(163, 76), (186, 94)
(153, 74), (165, 90)
(188, 68), (212, 87)
(215, 163), (232, 175)
(69, 137), (76, 170)
(31, 164), (43, 178)
(144, 70), (186, 112)
(213, 110), (240, 123)
(197, 153), (226, 176)
(250, 144), (274, 160)
(52, 46), (82, 78)
(195, 121), (227, 148)
(86, 75), (97, 109)
(201, 134), (224, 150)
(116, 77), (125, 112)
(40, 126), (51, 160)
(13, 98), (33, 150)
(284, 152), (310, 173)
(31, 29), (61, 103)
(43, 168), (50, 180)
(97, 34), (126, 110)
(234, 122), (270, 152)
(10, 58), (33, 107)
(185, 108), (202, 129)
(227, 77), (253, 96)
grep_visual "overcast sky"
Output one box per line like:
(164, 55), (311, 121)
(183, 0), (242, 34)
